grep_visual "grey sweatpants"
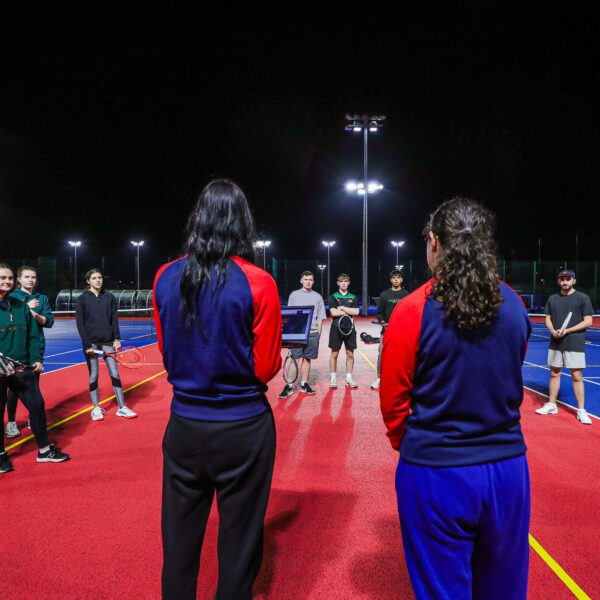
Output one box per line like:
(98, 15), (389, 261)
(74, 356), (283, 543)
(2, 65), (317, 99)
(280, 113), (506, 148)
(85, 343), (125, 408)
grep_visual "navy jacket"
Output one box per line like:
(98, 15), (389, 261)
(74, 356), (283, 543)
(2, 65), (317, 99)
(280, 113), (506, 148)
(380, 280), (531, 467)
(153, 256), (282, 422)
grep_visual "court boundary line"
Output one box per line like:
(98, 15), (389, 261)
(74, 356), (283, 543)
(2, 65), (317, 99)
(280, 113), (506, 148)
(523, 360), (600, 388)
(357, 348), (593, 599)
(523, 385), (599, 421)
(5, 370), (166, 451)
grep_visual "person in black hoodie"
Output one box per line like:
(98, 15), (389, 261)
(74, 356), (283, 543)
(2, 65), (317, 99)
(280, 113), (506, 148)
(75, 269), (137, 421)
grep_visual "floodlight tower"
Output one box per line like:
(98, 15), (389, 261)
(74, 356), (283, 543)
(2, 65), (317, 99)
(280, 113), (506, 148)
(321, 240), (336, 297)
(255, 240), (272, 270)
(345, 114), (386, 316)
(391, 240), (405, 266)
(68, 241), (82, 289)
(317, 264), (327, 294)
(131, 240), (145, 290)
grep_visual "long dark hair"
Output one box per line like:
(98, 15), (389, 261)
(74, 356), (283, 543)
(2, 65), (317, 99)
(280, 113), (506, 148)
(424, 197), (503, 330)
(85, 268), (103, 291)
(180, 179), (257, 323)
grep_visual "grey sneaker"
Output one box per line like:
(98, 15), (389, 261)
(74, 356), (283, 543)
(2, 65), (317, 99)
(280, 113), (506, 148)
(116, 406), (137, 419)
(345, 377), (358, 389)
(5, 421), (20, 437)
(37, 445), (70, 463)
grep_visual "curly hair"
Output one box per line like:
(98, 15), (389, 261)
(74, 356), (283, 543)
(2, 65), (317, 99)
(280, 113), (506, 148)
(424, 197), (503, 330)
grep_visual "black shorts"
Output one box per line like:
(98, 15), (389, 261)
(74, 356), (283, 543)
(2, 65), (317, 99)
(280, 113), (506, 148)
(329, 323), (357, 351)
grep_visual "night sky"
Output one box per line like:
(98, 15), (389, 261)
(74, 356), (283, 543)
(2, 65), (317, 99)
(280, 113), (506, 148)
(1, 3), (599, 263)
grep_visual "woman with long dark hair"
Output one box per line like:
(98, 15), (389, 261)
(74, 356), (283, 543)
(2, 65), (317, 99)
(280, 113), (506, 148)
(153, 179), (282, 599)
(380, 198), (531, 599)
(75, 269), (137, 420)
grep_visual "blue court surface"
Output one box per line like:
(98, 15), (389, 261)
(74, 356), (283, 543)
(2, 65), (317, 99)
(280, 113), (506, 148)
(524, 320), (600, 418)
(41, 314), (157, 374)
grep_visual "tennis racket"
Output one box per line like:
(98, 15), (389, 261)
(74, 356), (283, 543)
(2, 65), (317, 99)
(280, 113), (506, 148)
(283, 350), (299, 384)
(337, 314), (355, 336)
(94, 346), (146, 369)
(0, 352), (25, 377)
(558, 312), (573, 335)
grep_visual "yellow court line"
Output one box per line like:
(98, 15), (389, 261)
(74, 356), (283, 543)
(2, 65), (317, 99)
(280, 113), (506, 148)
(5, 370), (166, 451)
(529, 534), (591, 599)
(357, 350), (591, 599)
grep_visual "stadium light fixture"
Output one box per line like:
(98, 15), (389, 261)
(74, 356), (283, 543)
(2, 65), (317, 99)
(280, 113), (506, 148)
(344, 114), (386, 316)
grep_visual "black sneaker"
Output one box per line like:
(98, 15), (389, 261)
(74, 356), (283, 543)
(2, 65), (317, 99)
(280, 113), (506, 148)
(0, 452), (14, 473)
(278, 384), (294, 399)
(299, 382), (316, 395)
(37, 445), (70, 463)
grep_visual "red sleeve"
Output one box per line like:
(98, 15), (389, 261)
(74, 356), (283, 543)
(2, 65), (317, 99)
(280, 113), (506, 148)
(380, 280), (430, 450)
(233, 256), (282, 383)
(152, 257), (183, 354)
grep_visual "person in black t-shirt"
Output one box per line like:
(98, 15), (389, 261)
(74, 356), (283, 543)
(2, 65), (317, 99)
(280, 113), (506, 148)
(371, 269), (409, 390)
(535, 269), (594, 425)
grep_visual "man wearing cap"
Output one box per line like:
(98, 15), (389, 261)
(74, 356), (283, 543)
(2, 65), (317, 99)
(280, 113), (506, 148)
(536, 269), (594, 424)
(371, 270), (409, 390)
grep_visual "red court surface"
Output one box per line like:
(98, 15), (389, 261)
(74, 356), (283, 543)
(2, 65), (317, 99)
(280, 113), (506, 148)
(2, 319), (598, 599)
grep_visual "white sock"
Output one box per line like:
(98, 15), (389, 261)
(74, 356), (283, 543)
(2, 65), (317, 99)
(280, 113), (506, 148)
(300, 380), (307, 386)
(39, 445), (51, 453)
(330, 373), (336, 379)
(346, 373), (353, 381)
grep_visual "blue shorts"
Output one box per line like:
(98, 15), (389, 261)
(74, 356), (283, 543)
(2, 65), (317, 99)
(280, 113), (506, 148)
(396, 455), (530, 600)
(290, 331), (320, 360)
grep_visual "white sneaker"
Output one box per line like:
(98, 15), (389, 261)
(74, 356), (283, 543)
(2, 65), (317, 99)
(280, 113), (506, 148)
(345, 377), (358, 389)
(5, 421), (20, 437)
(370, 378), (380, 390)
(330, 377), (337, 389)
(577, 409), (592, 425)
(116, 406), (137, 419)
(91, 407), (105, 421)
(535, 402), (558, 415)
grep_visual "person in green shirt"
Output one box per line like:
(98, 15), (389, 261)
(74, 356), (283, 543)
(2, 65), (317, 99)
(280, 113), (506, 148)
(4, 265), (54, 438)
(0, 263), (69, 473)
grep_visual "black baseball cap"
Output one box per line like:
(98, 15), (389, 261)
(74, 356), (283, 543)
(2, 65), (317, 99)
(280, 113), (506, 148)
(558, 269), (576, 279)
(390, 269), (403, 277)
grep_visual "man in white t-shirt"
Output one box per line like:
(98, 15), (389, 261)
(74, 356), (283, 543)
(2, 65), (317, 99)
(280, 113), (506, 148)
(279, 271), (327, 398)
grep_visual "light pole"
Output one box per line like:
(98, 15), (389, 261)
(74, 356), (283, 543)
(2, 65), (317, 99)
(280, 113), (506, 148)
(391, 240), (405, 267)
(68, 241), (81, 290)
(344, 178), (384, 315)
(131, 241), (145, 290)
(321, 240), (335, 298)
(345, 114), (386, 316)
(255, 240), (271, 270)
(317, 264), (327, 294)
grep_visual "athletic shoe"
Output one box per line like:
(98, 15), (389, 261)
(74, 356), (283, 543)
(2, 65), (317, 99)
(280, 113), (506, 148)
(345, 377), (358, 389)
(278, 384), (294, 399)
(116, 406), (138, 419)
(91, 406), (105, 421)
(535, 402), (558, 415)
(370, 378), (380, 390)
(330, 377), (337, 389)
(36, 445), (70, 463)
(0, 452), (14, 473)
(577, 409), (592, 425)
(299, 383), (316, 395)
(5, 421), (20, 437)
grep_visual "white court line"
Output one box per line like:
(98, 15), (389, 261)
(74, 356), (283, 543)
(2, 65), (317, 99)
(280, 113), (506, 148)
(523, 361), (600, 388)
(523, 385), (600, 421)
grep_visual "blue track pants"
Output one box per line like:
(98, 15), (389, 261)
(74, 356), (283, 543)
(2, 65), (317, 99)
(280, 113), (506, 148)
(396, 455), (530, 600)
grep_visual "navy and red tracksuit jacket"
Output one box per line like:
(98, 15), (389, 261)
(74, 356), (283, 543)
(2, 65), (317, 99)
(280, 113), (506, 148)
(380, 279), (531, 467)
(153, 256), (282, 422)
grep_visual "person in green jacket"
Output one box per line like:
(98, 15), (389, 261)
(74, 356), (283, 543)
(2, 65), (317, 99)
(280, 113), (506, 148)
(0, 263), (69, 473)
(4, 265), (54, 438)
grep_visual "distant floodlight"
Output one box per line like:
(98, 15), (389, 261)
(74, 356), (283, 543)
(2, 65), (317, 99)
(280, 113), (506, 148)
(322, 240), (336, 247)
(317, 264), (326, 270)
(131, 240), (145, 247)
(68, 240), (81, 247)
(345, 182), (359, 192)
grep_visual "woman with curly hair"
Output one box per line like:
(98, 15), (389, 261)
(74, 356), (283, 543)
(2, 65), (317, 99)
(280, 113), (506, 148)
(380, 198), (531, 600)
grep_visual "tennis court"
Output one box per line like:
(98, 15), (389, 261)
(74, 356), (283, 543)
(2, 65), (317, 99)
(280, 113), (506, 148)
(524, 314), (600, 417)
